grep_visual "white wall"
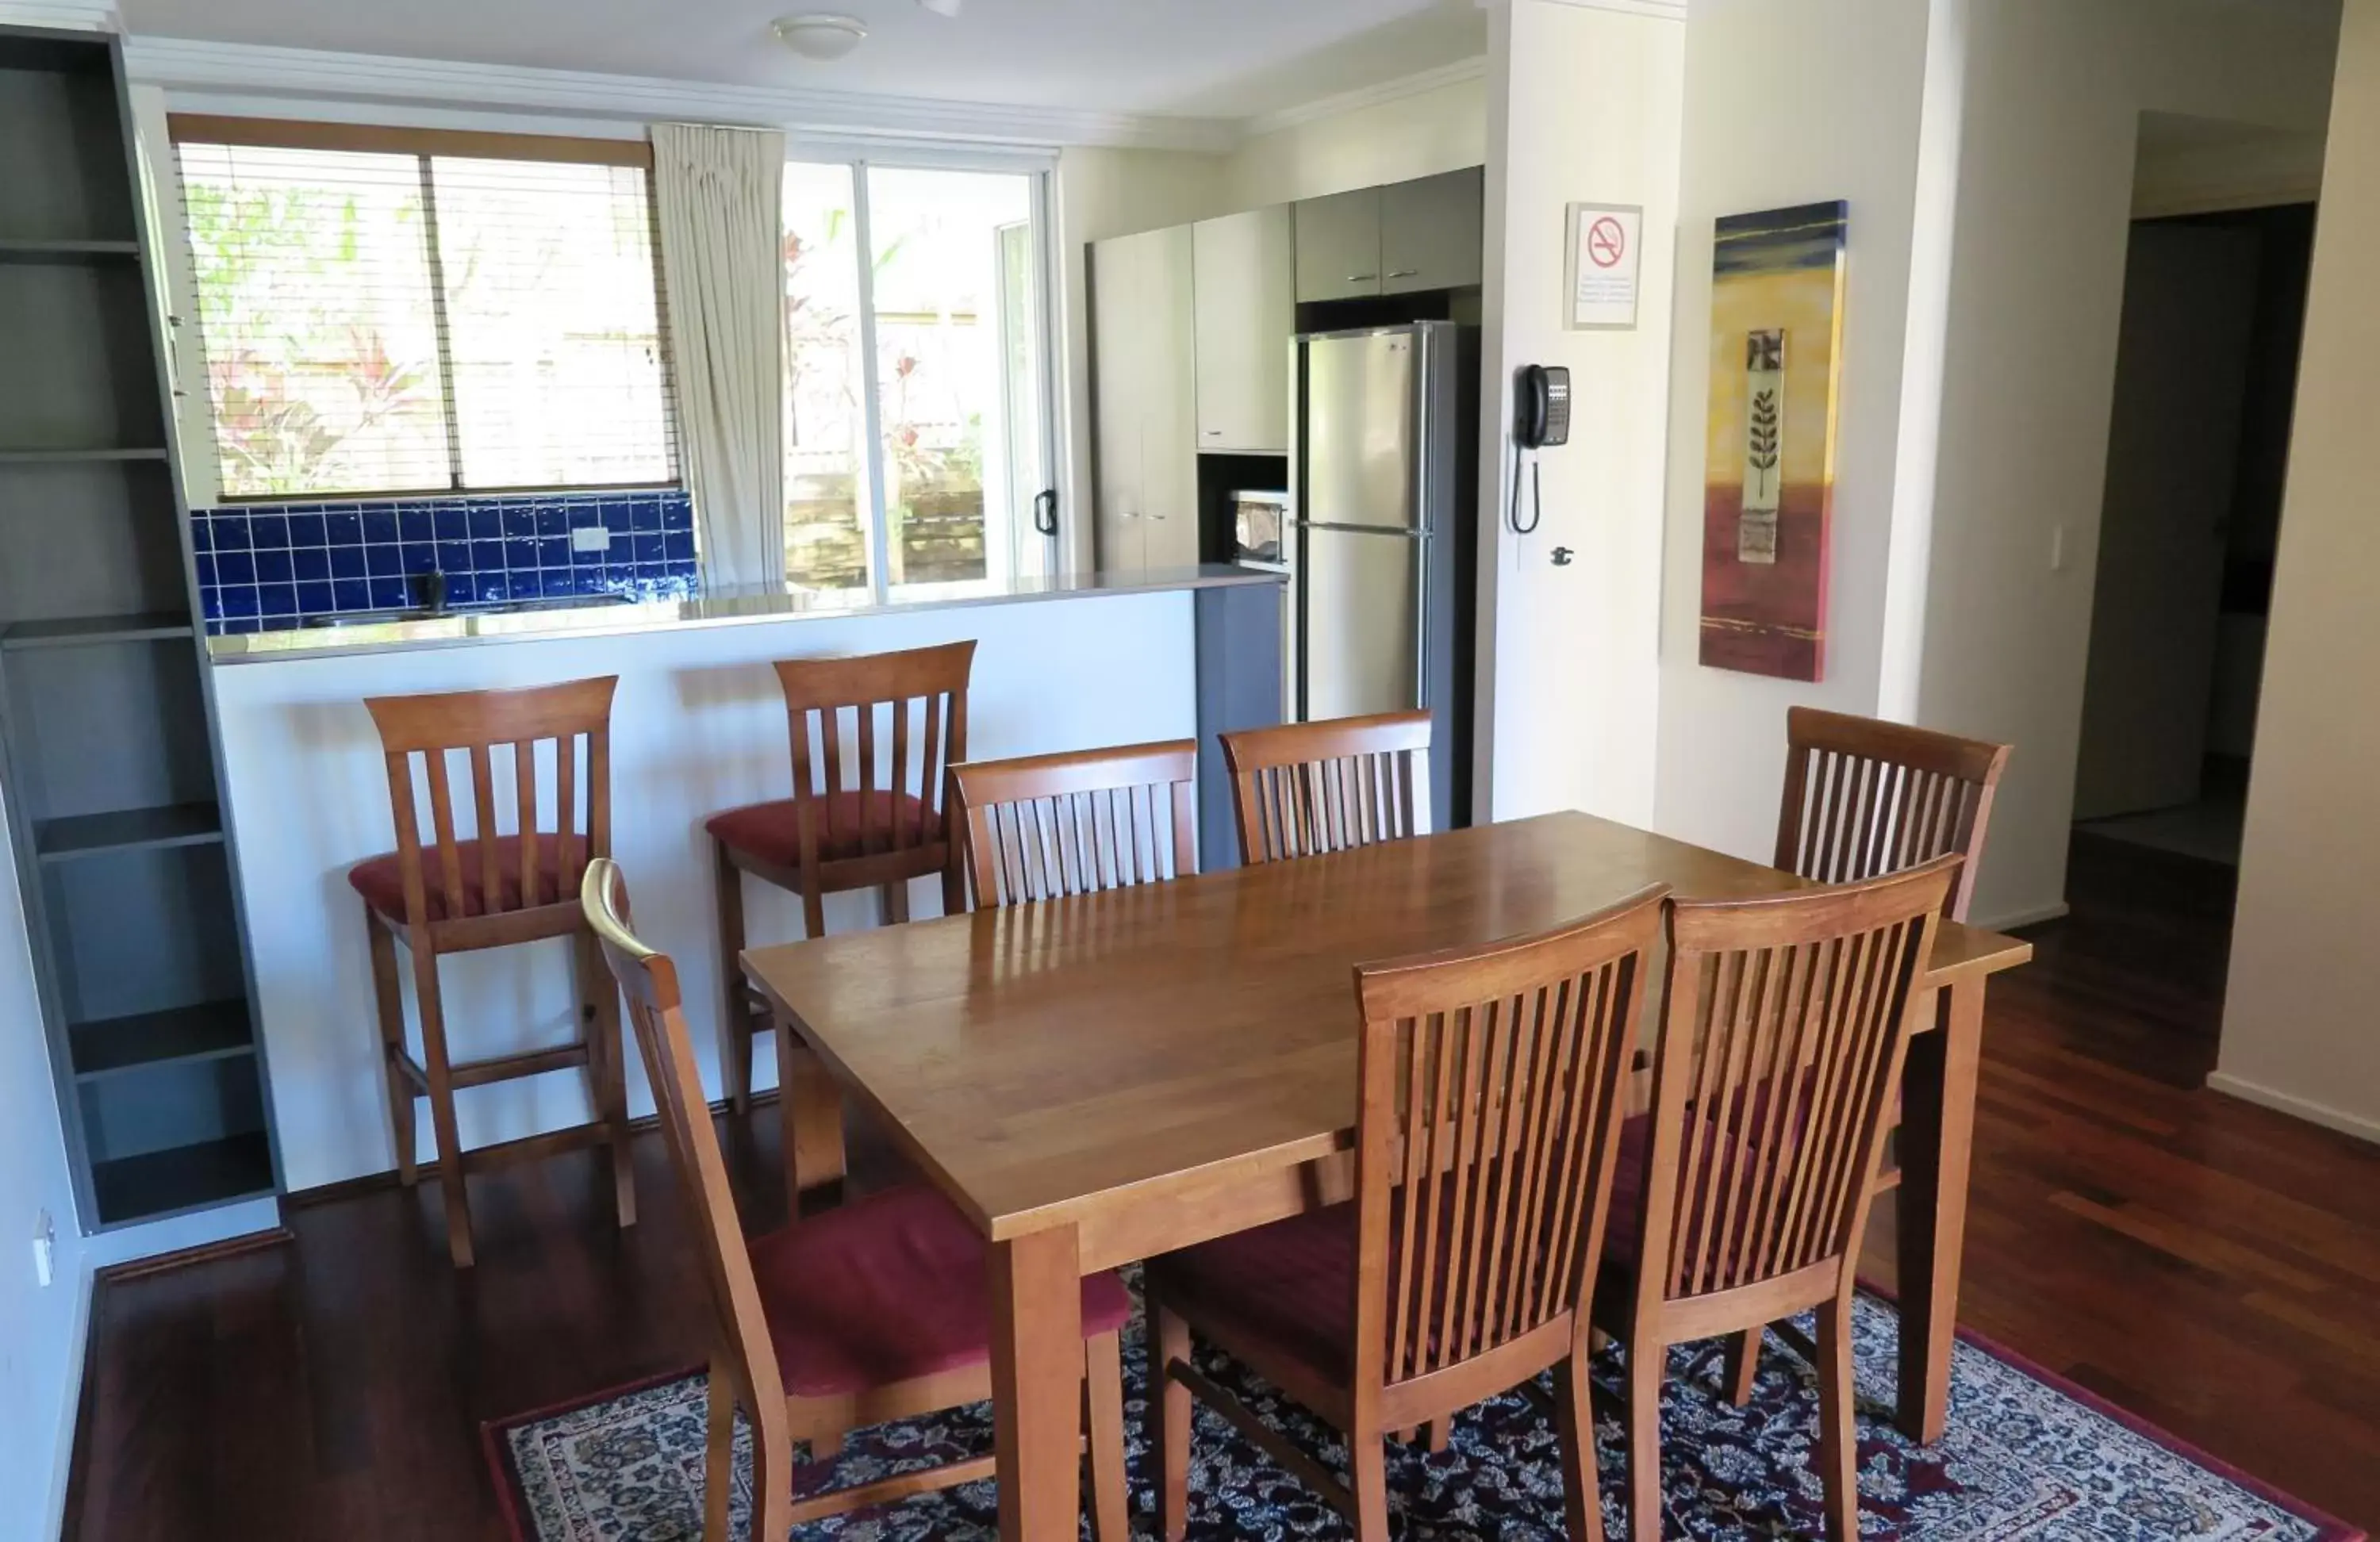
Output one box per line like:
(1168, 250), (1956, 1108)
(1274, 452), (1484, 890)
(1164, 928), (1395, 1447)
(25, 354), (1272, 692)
(1910, 0), (2334, 926)
(1475, 1), (1681, 827)
(1650, 0), (1948, 869)
(2217, 0), (2380, 1145)
(1052, 148), (1231, 570)
(1224, 71), (1487, 209)
(213, 593), (1201, 1191)
(0, 789), (90, 1540)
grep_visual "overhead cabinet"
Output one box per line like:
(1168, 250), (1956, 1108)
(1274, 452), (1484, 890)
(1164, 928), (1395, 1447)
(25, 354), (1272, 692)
(1292, 167), (1484, 303)
(1192, 207), (1294, 455)
(1089, 225), (1199, 570)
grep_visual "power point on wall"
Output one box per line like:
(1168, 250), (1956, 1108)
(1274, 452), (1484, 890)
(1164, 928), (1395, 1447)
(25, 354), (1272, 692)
(32, 1208), (54, 1288)
(570, 526), (612, 554)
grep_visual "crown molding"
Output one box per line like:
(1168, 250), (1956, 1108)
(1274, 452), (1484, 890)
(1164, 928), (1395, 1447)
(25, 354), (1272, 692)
(1531, 0), (1688, 17)
(120, 35), (1241, 152)
(0, 1), (119, 29)
(1242, 56), (1488, 140)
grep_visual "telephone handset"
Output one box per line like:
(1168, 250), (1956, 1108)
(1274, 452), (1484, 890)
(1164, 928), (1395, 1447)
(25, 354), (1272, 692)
(1509, 364), (1572, 535)
(1516, 363), (1572, 450)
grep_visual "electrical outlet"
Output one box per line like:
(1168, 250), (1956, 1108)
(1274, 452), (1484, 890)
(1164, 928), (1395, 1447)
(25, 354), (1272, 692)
(571, 526), (612, 554)
(32, 1208), (54, 1288)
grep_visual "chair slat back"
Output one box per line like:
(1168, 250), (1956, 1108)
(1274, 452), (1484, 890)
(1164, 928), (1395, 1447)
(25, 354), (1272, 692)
(363, 676), (616, 925)
(773, 641), (974, 869)
(581, 861), (789, 1425)
(950, 740), (1197, 908)
(1349, 886), (1665, 1393)
(1775, 706), (2010, 921)
(1634, 857), (1957, 1312)
(1222, 711), (1432, 865)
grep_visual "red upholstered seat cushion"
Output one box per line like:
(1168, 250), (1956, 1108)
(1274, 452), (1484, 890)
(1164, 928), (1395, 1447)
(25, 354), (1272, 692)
(1146, 1202), (1362, 1386)
(747, 1184), (1134, 1398)
(347, 836), (569, 922)
(705, 792), (936, 869)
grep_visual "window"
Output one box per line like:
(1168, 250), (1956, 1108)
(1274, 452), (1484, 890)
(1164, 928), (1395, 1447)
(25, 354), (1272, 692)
(172, 121), (675, 501)
(782, 159), (1053, 596)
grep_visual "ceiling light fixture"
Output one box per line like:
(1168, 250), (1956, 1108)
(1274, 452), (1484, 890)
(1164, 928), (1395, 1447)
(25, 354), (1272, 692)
(916, 0), (963, 14)
(772, 13), (868, 60)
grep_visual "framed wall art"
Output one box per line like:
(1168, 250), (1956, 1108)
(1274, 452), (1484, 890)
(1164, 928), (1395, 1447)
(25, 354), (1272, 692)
(1696, 199), (1848, 682)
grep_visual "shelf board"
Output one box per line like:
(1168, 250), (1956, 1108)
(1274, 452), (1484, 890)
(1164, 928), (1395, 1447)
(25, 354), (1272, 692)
(69, 999), (255, 1080)
(2, 612), (194, 650)
(0, 447), (170, 465)
(90, 1131), (275, 1226)
(35, 801), (223, 862)
(0, 237), (140, 262)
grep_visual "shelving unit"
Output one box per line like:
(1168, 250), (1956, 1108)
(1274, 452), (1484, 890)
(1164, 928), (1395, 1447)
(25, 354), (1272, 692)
(0, 24), (278, 1230)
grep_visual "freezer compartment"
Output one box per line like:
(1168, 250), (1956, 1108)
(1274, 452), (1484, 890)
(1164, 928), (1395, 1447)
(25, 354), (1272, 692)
(1300, 328), (1423, 531)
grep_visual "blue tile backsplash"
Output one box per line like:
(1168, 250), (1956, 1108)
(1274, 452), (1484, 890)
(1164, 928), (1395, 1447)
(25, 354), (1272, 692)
(194, 488), (700, 635)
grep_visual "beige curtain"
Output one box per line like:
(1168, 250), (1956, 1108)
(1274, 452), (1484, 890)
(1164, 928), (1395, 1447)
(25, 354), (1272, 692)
(651, 123), (786, 591)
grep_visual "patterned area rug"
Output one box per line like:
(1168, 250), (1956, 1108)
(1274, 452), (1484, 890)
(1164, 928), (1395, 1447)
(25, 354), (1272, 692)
(486, 1287), (2360, 1540)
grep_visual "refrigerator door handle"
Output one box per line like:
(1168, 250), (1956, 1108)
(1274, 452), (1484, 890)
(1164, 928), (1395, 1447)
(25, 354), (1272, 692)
(1412, 538), (1430, 712)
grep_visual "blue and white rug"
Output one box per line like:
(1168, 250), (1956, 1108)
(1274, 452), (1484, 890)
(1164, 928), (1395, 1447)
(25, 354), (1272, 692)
(487, 1287), (2359, 1540)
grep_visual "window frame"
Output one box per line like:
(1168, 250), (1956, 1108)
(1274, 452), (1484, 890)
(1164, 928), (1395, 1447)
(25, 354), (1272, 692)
(781, 144), (1061, 602)
(166, 115), (679, 506)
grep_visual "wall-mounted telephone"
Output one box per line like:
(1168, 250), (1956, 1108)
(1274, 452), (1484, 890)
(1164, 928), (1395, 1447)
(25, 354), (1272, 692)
(1516, 363), (1572, 450)
(1509, 364), (1572, 535)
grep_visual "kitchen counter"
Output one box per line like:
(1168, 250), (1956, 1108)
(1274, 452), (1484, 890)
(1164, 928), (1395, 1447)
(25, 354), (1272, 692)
(208, 569), (1283, 1192)
(206, 565), (1280, 664)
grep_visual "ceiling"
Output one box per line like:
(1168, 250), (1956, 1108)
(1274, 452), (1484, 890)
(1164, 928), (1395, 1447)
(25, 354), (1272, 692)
(115, 0), (1489, 121)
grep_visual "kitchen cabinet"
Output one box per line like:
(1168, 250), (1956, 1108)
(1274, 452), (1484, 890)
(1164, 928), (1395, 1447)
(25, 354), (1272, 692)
(1089, 225), (1197, 570)
(1294, 169), (1484, 302)
(1293, 187), (1384, 304)
(1192, 206), (1294, 454)
(1382, 168), (1484, 293)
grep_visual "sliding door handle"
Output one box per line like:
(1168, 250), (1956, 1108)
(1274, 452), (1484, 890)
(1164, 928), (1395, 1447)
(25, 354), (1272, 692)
(1032, 488), (1058, 536)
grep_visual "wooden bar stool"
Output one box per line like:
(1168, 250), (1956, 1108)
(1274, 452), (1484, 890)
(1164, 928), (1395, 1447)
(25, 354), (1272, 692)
(708, 640), (974, 1202)
(350, 675), (635, 1270)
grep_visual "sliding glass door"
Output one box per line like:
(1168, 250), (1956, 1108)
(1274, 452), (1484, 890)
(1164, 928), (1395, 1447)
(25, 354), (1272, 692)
(781, 158), (1054, 597)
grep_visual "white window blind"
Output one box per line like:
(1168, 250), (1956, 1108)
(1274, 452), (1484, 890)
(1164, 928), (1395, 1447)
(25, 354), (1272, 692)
(171, 121), (677, 501)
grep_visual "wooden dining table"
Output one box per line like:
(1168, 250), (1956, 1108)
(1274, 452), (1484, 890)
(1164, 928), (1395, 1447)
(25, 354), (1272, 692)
(743, 810), (2033, 1542)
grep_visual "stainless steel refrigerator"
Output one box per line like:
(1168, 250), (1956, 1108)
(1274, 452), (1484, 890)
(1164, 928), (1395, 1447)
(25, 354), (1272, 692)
(1286, 320), (1476, 830)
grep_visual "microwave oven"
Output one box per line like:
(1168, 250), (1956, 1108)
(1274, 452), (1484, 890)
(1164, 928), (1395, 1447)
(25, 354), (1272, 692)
(1230, 491), (1290, 570)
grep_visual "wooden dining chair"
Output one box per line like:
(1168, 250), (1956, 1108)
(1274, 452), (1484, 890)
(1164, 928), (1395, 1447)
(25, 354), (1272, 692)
(949, 738), (1199, 907)
(1595, 856), (1959, 1542)
(1144, 884), (1669, 1542)
(1220, 710), (1432, 865)
(1748, 708), (2009, 1403)
(1775, 706), (2010, 923)
(582, 858), (1134, 1542)
(711, 640), (975, 1117)
(350, 675), (634, 1269)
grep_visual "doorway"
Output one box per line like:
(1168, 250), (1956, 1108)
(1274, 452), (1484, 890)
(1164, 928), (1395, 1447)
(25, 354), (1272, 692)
(2068, 117), (2319, 1043)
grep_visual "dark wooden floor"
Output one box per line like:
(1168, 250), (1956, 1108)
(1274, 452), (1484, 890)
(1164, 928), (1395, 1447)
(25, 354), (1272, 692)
(67, 834), (2380, 1539)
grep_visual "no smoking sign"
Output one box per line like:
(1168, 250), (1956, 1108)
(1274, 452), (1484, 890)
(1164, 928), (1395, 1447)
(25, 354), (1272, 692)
(1568, 202), (1642, 330)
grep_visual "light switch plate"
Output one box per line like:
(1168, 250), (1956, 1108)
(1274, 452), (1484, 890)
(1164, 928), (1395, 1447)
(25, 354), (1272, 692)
(572, 527), (612, 554)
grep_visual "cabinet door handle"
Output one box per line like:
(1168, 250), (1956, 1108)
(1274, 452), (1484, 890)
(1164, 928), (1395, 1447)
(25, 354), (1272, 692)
(1203, 429), (1223, 437)
(1345, 273), (1378, 282)
(1387, 269), (1421, 279)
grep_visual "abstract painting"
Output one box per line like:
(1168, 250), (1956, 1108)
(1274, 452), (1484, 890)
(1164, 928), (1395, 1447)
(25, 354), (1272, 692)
(1699, 201), (1848, 681)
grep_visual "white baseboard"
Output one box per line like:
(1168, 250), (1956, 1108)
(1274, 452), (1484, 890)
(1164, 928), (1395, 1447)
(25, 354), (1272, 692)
(2205, 1072), (2380, 1147)
(1971, 900), (2068, 933)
